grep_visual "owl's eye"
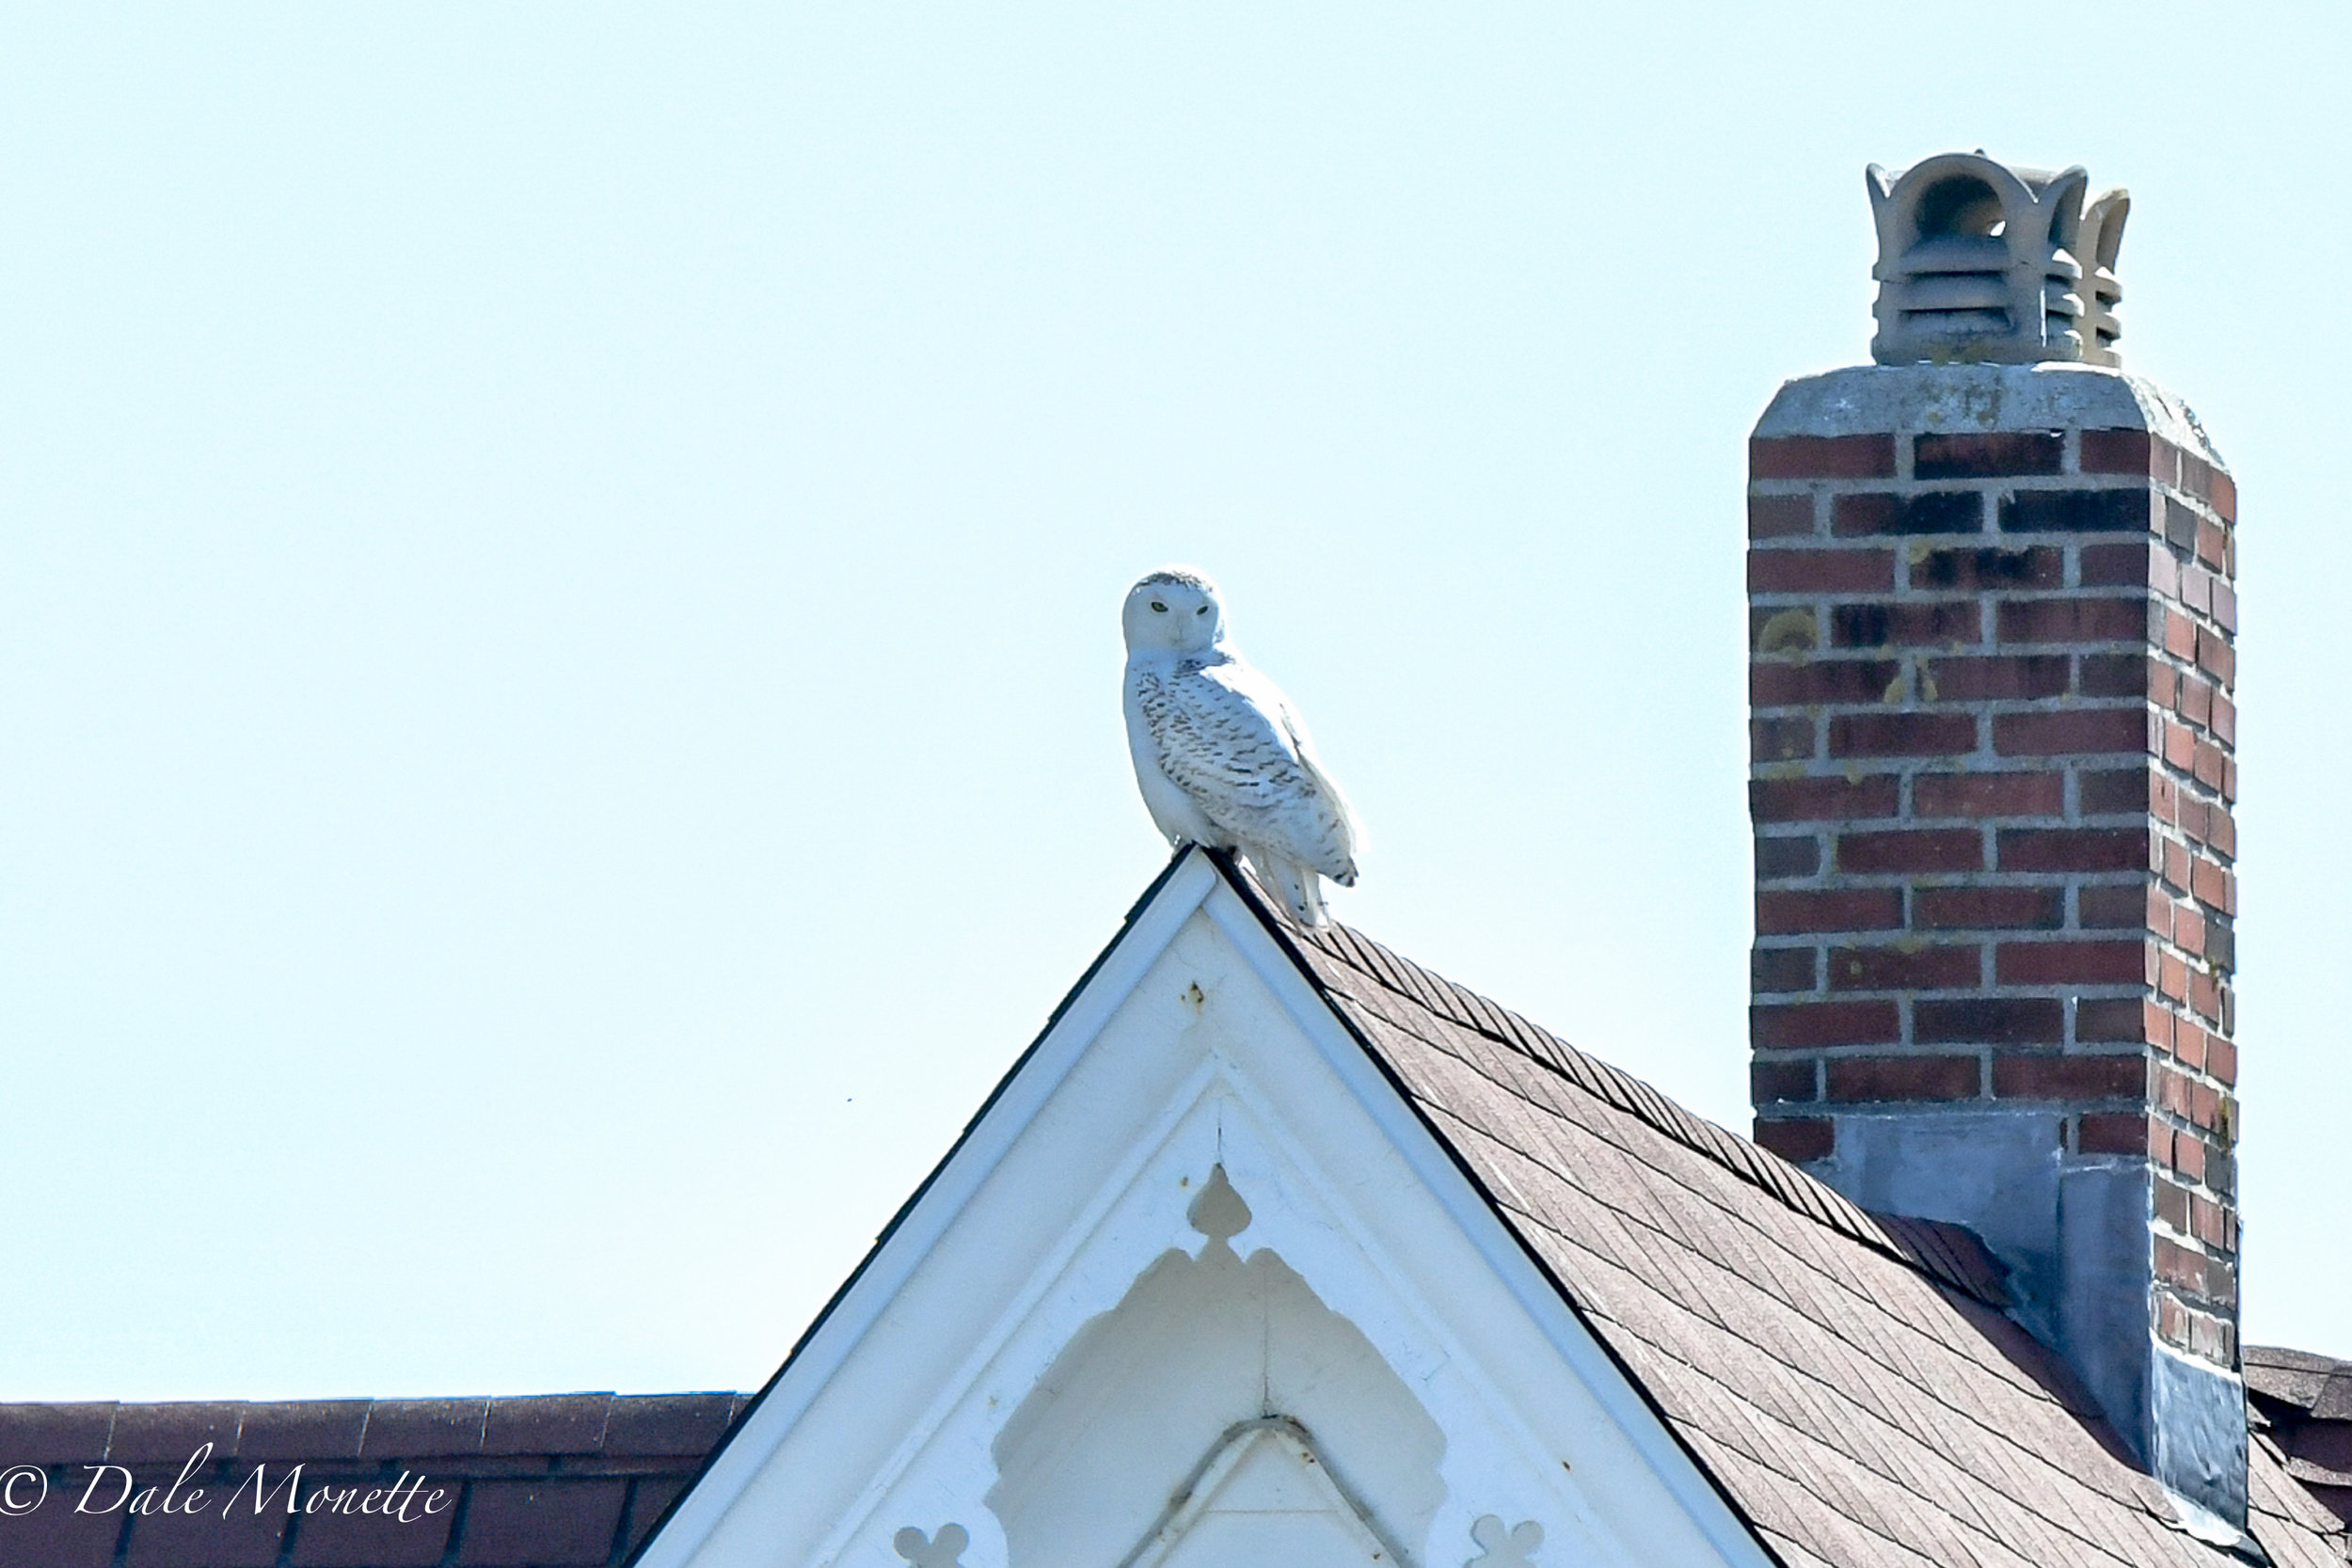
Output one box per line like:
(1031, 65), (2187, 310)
(1195, 605), (1208, 615)
(1151, 600), (1167, 612)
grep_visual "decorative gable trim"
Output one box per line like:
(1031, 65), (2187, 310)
(631, 849), (1776, 1568)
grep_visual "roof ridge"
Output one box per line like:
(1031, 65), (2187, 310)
(1286, 912), (2011, 1310)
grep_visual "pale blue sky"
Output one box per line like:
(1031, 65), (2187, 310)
(2, 5), (2344, 1399)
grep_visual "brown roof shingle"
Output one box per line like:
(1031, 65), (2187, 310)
(0, 1394), (742, 1568)
(2249, 1346), (2352, 1535)
(1253, 876), (2351, 1568)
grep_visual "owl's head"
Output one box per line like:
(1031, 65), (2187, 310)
(1122, 568), (1226, 654)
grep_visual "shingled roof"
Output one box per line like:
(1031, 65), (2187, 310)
(5, 856), (2344, 1568)
(2249, 1347), (2352, 1534)
(1193, 858), (2352, 1568)
(0, 1393), (741, 1568)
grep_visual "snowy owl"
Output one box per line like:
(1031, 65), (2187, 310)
(1121, 569), (1360, 927)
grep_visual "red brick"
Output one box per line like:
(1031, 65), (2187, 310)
(1751, 944), (1817, 991)
(2208, 1035), (2238, 1085)
(2156, 950), (2188, 1003)
(1836, 829), (1982, 874)
(1750, 775), (1899, 824)
(1912, 771), (2064, 817)
(1750, 659), (1899, 706)
(1753, 833), (1820, 879)
(2079, 766), (2153, 816)
(1913, 885), (2062, 930)
(1915, 546), (2061, 590)
(2176, 672), (2214, 728)
(1992, 1051), (2146, 1100)
(2176, 563), (2214, 617)
(1830, 600), (1982, 648)
(2077, 651), (2153, 699)
(1751, 716), (1815, 764)
(1749, 546), (1897, 594)
(1997, 827), (2150, 873)
(2171, 903), (2206, 957)
(2189, 969), (2222, 1022)
(2189, 856), (2234, 914)
(2212, 578), (2238, 632)
(1829, 712), (1976, 757)
(2080, 428), (2155, 475)
(2155, 1177), (2193, 1232)
(2001, 489), (2158, 533)
(2161, 609), (2197, 661)
(2196, 626), (2234, 688)
(2204, 1253), (2237, 1309)
(2174, 1131), (2207, 1182)
(1914, 430), (2063, 478)
(1825, 1054), (1980, 1102)
(1928, 654), (2071, 701)
(1748, 493), (1815, 538)
(1994, 708), (2153, 757)
(2210, 468), (2237, 523)
(2163, 496), (2201, 551)
(2080, 540), (2169, 589)
(1915, 996), (2064, 1044)
(1832, 491), (1985, 536)
(1754, 1117), (1833, 1161)
(2161, 717), (2196, 770)
(2192, 737), (2226, 790)
(2078, 1111), (2151, 1154)
(1756, 887), (1904, 934)
(2156, 1236), (2205, 1292)
(1751, 604), (1822, 656)
(2179, 451), (2215, 502)
(1995, 941), (2148, 985)
(1751, 999), (1901, 1049)
(2077, 882), (2151, 929)
(454, 1479), (628, 1567)
(1751, 434), (1897, 479)
(2197, 518), (2226, 569)
(2211, 690), (2236, 746)
(1751, 1057), (1819, 1102)
(1827, 943), (1980, 990)
(1996, 596), (2152, 643)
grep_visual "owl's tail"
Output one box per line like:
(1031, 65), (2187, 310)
(1247, 847), (1330, 928)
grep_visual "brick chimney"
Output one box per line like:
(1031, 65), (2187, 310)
(1746, 153), (2246, 1523)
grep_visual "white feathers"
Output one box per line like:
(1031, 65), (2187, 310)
(1120, 569), (1359, 927)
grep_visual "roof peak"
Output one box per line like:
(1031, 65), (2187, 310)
(1199, 848), (2011, 1310)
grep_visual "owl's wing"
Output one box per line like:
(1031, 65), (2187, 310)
(1141, 658), (1357, 880)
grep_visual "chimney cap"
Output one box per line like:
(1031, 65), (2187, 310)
(1867, 151), (2129, 370)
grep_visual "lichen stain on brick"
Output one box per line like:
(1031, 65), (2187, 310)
(1756, 607), (1819, 658)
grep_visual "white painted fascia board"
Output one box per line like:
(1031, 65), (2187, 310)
(1195, 876), (1781, 1568)
(632, 849), (1224, 1568)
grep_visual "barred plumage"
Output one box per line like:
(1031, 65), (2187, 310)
(1120, 570), (1359, 927)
